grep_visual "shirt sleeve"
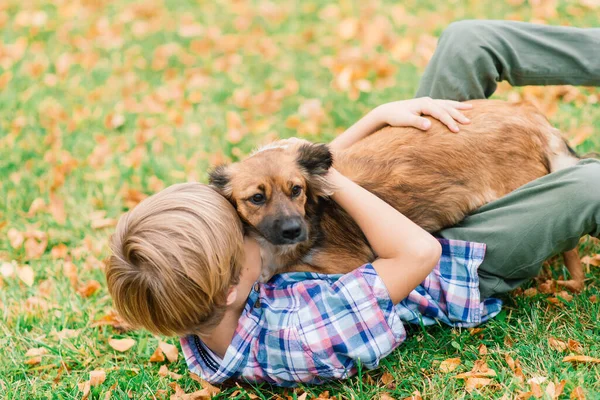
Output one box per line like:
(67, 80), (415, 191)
(295, 264), (406, 372)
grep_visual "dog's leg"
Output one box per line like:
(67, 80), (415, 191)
(556, 249), (585, 293)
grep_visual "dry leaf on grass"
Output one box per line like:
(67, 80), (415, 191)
(568, 339), (583, 354)
(24, 347), (48, 365)
(108, 338), (136, 352)
(17, 265), (35, 286)
(548, 337), (568, 352)
(546, 380), (566, 400)
(570, 386), (586, 399)
(76, 280), (101, 297)
(505, 354), (525, 382)
(563, 355), (600, 363)
(158, 364), (182, 380)
(158, 341), (178, 363)
(478, 344), (488, 355)
(150, 345), (165, 362)
(89, 369), (106, 386)
(188, 372), (221, 395)
(401, 391), (422, 400)
(454, 360), (496, 379)
(440, 357), (461, 373)
(465, 377), (492, 393)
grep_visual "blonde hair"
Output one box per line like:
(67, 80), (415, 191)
(106, 182), (244, 336)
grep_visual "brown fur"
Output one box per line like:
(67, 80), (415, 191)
(210, 100), (580, 280)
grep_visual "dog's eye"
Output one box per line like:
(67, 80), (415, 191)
(291, 185), (302, 198)
(250, 193), (266, 205)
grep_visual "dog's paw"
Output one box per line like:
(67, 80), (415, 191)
(556, 279), (584, 293)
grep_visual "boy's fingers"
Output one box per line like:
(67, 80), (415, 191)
(410, 115), (431, 130)
(422, 107), (459, 132)
(444, 106), (471, 124)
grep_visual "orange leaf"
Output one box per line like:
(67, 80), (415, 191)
(570, 386), (586, 399)
(563, 355), (600, 363)
(478, 344), (488, 355)
(380, 372), (394, 385)
(548, 337), (568, 352)
(440, 357), (461, 373)
(189, 372), (221, 395)
(63, 261), (78, 287)
(465, 377), (492, 393)
(568, 339), (583, 354)
(149, 345), (165, 362)
(76, 280), (101, 297)
(90, 370), (106, 387)
(158, 364), (182, 380)
(108, 338), (136, 352)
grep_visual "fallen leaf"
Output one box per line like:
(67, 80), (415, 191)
(505, 354), (525, 382)
(49, 193), (66, 224)
(455, 360), (496, 379)
(555, 291), (573, 302)
(546, 380), (566, 400)
(50, 244), (68, 259)
(149, 345), (165, 362)
(548, 337), (568, 352)
(91, 310), (132, 332)
(440, 357), (461, 373)
(90, 370), (106, 386)
(523, 287), (538, 297)
(568, 339), (583, 354)
(1, 261), (15, 278)
(158, 364), (182, 380)
(401, 391), (422, 400)
(17, 265), (35, 286)
(478, 344), (488, 355)
(188, 372), (221, 395)
(380, 371), (394, 386)
(159, 341), (178, 363)
(7, 228), (24, 249)
(465, 377), (492, 393)
(108, 338), (136, 352)
(570, 386), (586, 399)
(78, 380), (91, 400)
(563, 355), (600, 363)
(528, 376), (548, 385)
(76, 280), (101, 297)
(24, 347), (48, 365)
(530, 381), (543, 398)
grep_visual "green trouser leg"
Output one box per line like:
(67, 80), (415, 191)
(416, 20), (600, 297)
(416, 20), (600, 100)
(440, 159), (600, 298)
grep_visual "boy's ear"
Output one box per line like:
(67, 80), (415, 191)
(208, 165), (233, 198)
(296, 142), (333, 176)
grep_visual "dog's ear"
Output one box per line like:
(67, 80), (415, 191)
(208, 165), (233, 199)
(296, 143), (334, 200)
(296, 142), (333, 176)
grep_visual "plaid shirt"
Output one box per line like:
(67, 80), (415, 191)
(181, 239), (502, 387)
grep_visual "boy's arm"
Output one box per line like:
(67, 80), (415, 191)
(327, 168), (441, 304)
(329, 97), (472, 152)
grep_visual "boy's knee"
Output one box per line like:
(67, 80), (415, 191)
(571, 160), (600, 199)
(438, 20), (500, 58)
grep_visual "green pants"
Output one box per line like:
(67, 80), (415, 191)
(415, 20), (600, 297)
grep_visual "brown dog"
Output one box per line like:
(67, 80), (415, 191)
(210, 100), (584, 291)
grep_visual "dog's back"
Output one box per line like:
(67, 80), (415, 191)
(334, 100), (569, 232)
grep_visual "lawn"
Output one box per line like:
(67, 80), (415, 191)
(1, 0), (599, 399)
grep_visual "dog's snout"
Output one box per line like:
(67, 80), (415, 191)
(281, 219), (303, 241)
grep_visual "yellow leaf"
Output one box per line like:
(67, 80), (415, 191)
(108, 338), (136, 352)
(568, 339), (583, 354)
(440, 357), (461, 373)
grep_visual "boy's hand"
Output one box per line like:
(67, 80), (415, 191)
(373, 97), (472, 133)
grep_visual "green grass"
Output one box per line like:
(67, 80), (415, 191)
(1, 0), (599, 398)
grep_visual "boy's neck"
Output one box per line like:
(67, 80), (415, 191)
(197, 236), (262, 359)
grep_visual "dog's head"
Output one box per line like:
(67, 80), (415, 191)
(209, 139), (333, 246)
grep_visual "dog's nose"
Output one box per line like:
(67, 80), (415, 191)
(281, 219), (303, 241)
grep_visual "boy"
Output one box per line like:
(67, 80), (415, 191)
(106, 21), (600, 386)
